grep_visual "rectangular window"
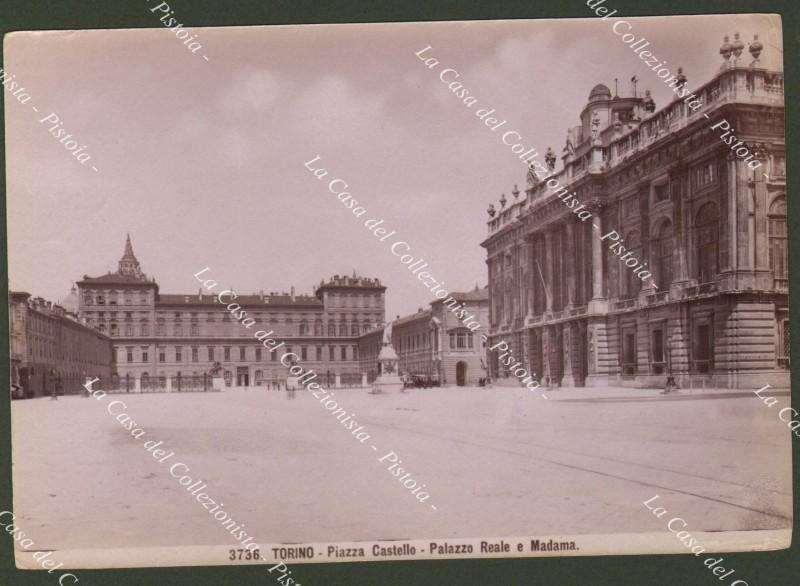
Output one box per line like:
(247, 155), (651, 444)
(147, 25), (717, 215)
(622, 194), (640, 217)
(694, 324), (712, 373)
(256, 348), (262, 362)
(772, 155), (786, 178)
(126, 348), (133, 363)
(778, 319), (790, 369)
(176, 347), (182, 362)
(694, 161), (716, 189)
(653, 183), (669, 202)
(329, 346), (335, 361)
(622, 331), (636, 376)
(341, 346), (347, 361)
(192, 348), (199, 362)
(301, 346), (308, 360)
(224, 347), (231, 361)
(239, 347), (246, 361)
(208, 346), (215, 362)
(353, 346), (358, 360)
(651, 329), (665, 374)
(159, 349), (166, 363)
(271, 350), (277, 361)
(316, 346), (322, 361)
(142, 349), (149, 362)
(141, 324), (149, 336)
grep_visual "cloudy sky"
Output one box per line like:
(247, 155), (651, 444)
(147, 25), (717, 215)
(5, 13), (782, 319)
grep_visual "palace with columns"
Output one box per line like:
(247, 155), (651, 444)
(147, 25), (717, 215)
(482, 34), (788, 389)
(76, 235), (386, 390)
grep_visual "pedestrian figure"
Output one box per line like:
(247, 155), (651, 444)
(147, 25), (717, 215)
(661, 376), (679, 394)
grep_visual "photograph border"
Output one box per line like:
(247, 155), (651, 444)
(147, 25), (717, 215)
(1, 0), (798, 584)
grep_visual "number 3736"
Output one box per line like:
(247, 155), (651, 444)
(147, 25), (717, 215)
(229, 548), (261, 560)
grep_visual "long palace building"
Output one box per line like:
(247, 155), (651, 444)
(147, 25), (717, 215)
(9, 292), (115, 397)
(482, 34), (788, 389)
(76, 236), (386, 391)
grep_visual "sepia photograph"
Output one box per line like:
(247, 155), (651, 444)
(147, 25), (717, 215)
(3, 7), (793, 582)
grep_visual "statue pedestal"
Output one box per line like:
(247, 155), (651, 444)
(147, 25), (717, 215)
(371, 374), (404, 394)
(212, 376), (224, 392)
(371, 325), (404, 393)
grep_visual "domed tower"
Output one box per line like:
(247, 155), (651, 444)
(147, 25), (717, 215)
(579, 81), (647, 147)
(580, 84), (613, 144)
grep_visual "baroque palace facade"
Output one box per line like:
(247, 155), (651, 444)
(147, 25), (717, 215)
(483, 35), (788, 389)
(76, 236), (385, 390)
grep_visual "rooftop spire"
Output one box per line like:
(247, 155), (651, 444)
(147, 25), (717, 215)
(118, 233), (145, 279)
(124, 232), (134, 257)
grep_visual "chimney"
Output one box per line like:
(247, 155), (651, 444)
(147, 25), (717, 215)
(290, 286), (295, 301)
(198, 288), (203, 301)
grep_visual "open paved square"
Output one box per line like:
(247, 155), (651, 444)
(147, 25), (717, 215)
(11, 386), (792, 551)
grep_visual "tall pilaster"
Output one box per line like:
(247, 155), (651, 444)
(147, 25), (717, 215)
(544, 230), (554, 314)
(588, 212), (607, 313)
(565, 222), (577, 308)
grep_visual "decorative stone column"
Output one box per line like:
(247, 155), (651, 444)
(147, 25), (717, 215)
(561, 324), (577, 387)
(334, 373), (342, 389)
(135, 376), (141, 394)
(565, 222), (577, 308)
(588, 212), (608, 313)
(543, 230), (554, 314)
(361, 372), (368, 388)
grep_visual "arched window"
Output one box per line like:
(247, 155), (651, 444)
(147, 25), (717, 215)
(695, 202), (719, 283)
(284, 318), (293, 336)
(299, 320), (308, 336)
(339, 322), (348, 336)
(653, 220), (674, 290)
(623, 231), (642, 299)
(351, 321), (360, 336)
(768, 196), (788, 280)
(314, 319), (323, 336)
(328, 321), (336, 336)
